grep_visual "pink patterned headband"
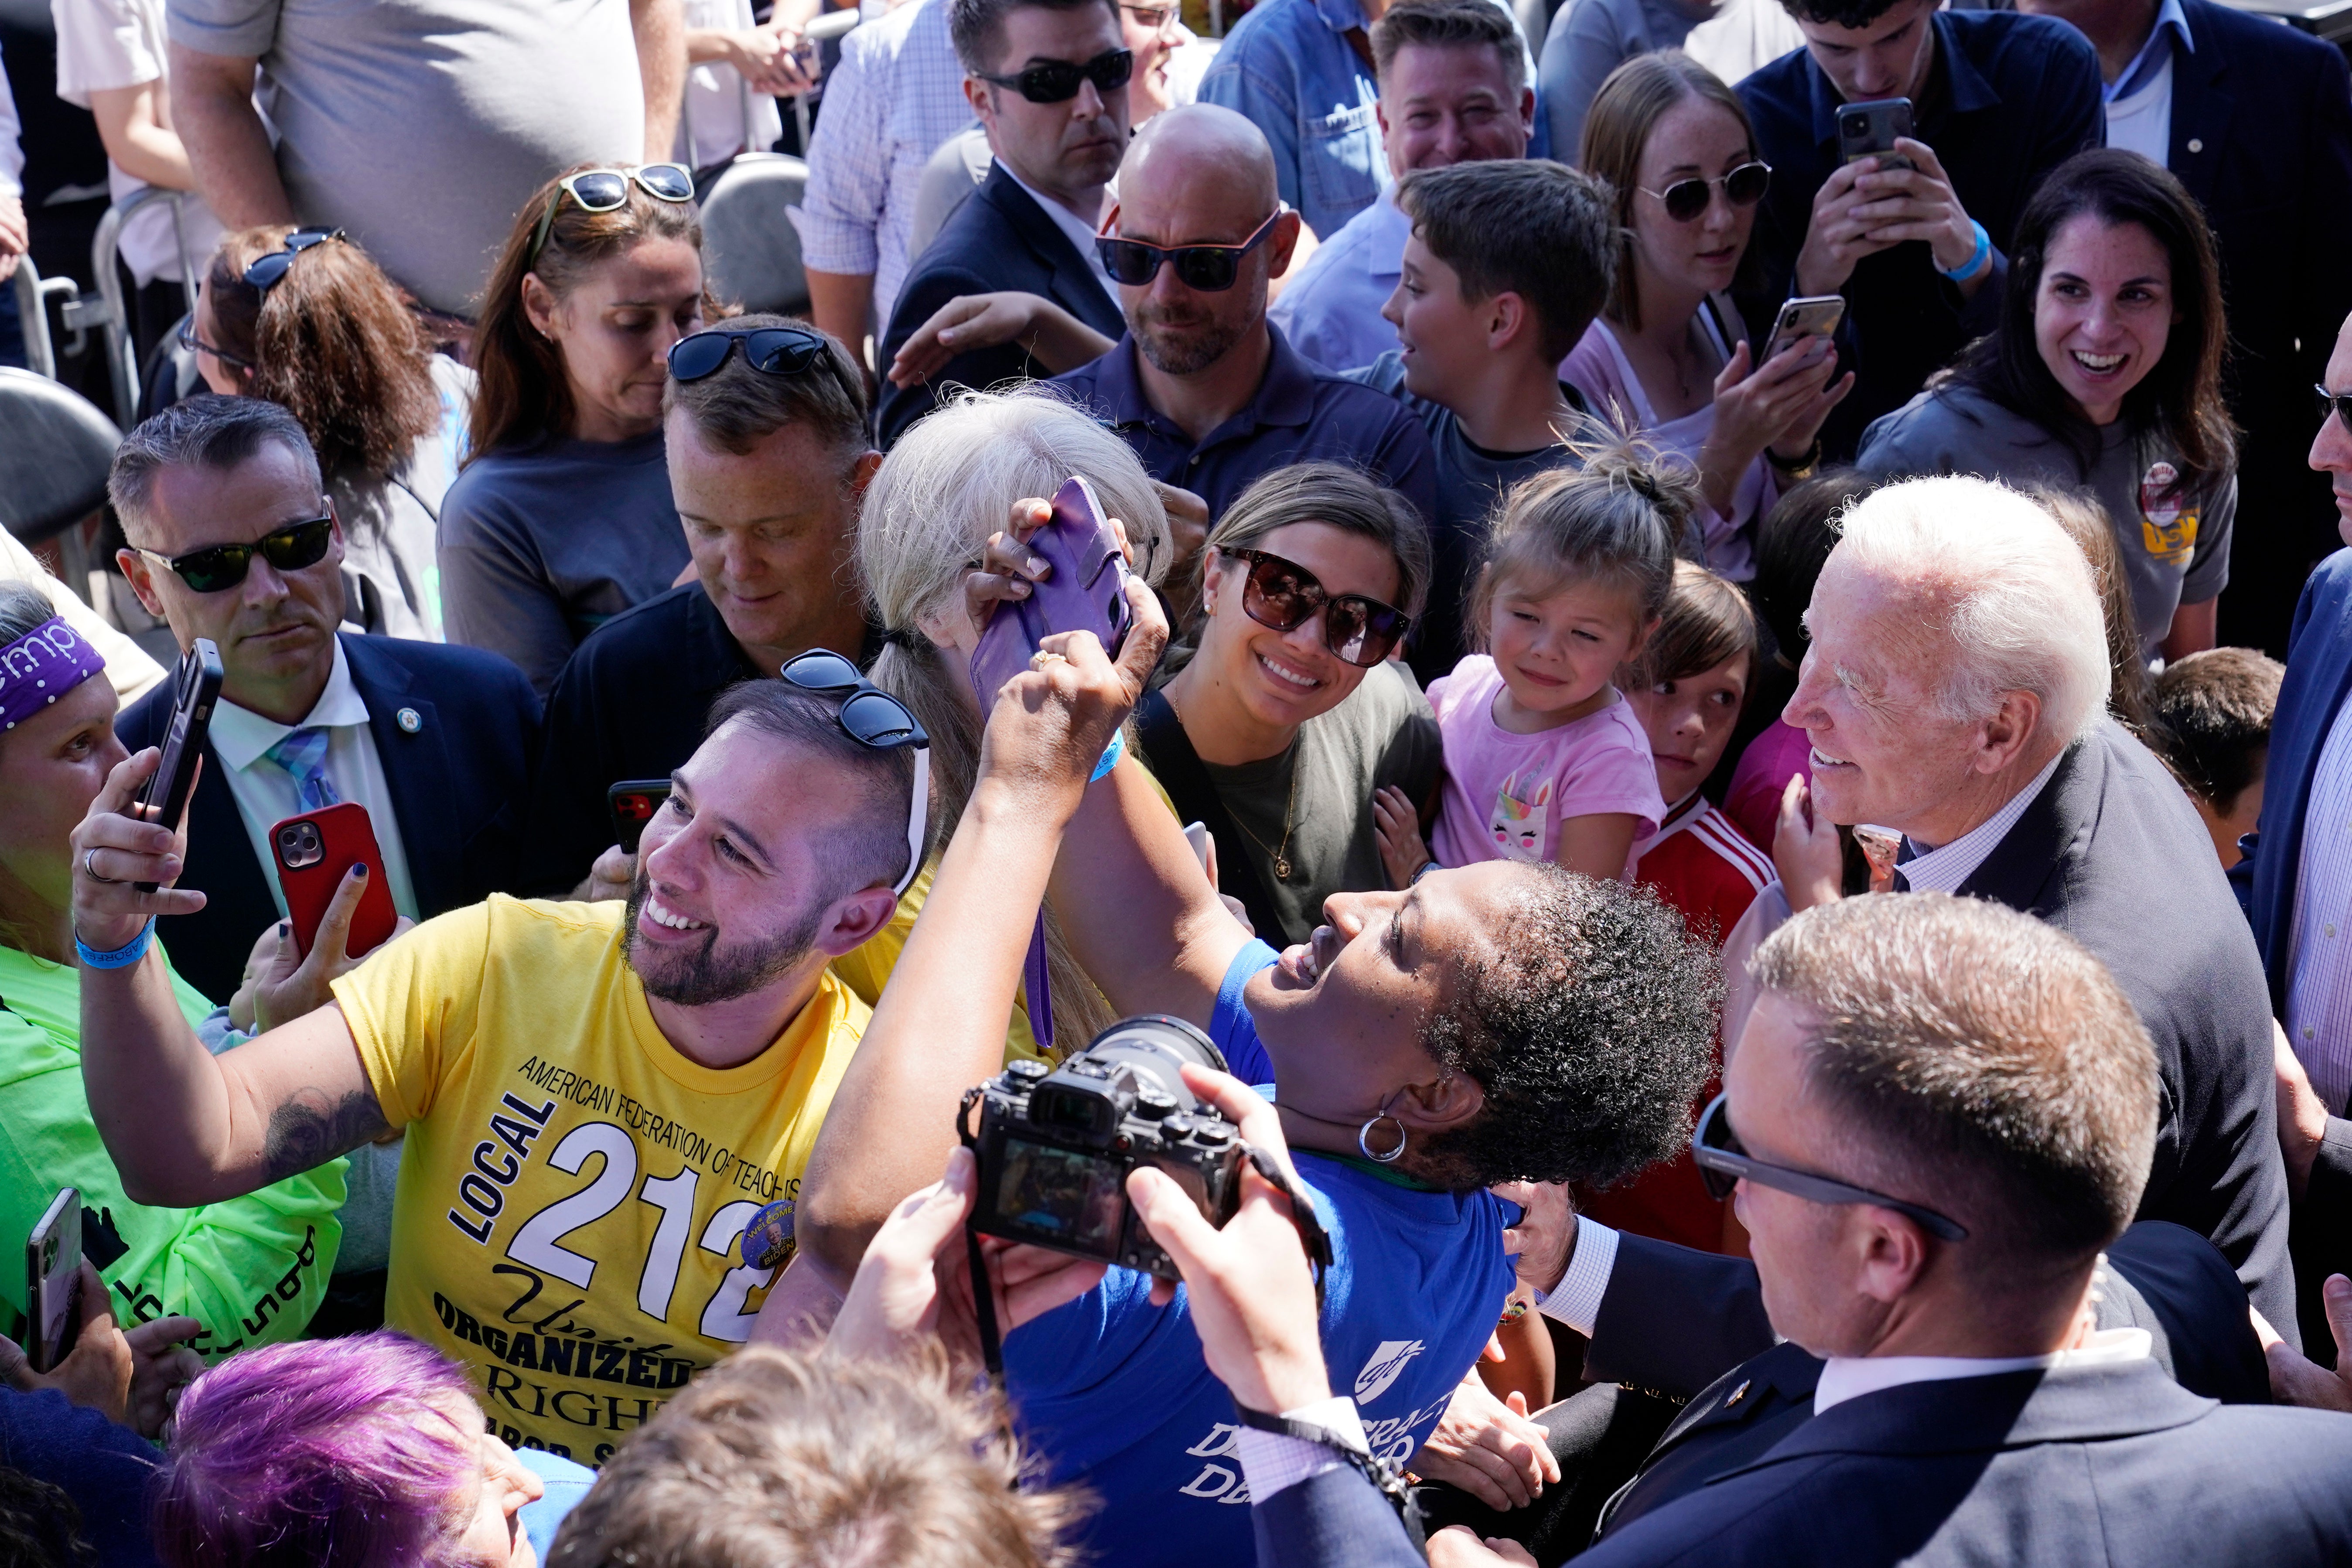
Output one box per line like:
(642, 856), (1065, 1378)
(0, 616), (106, 731)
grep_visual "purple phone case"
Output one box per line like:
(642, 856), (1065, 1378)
(968, 475), (1133, 712)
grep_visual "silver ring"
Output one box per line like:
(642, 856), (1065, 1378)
(1030, 650), (1067, 668)
(82, 847), (120, 885)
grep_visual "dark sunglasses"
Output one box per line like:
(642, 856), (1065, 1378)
(1639, 161), (1772, 223)
(177, 316), (254, 370)
(136, 516), (334, 594)
(669, 325), (830, 383)
(2318, 385), (2352, 431)
(242, 227), (344, 293)
(776, 650), (931, 896)
(529, 164), (696, 263)
(1098, 204), (1288, 293)
(1691, 1093), (1969, 1242)
(1226, 547), (1411, 668)
(977, 46), (1133, 103)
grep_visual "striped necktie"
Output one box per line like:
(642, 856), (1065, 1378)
(264, 726), (341, 813)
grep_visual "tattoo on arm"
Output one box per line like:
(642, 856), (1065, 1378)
(263, 1088), (391, 1182)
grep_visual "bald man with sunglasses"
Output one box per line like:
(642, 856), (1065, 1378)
(111, 396), (542, 1008)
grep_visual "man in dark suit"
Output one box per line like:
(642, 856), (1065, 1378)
(1774, 474), (2294, 1339)
(2014, 0), (2352, 656)
(872, 0), (1132, 448)
(107, 397), (539, 1004)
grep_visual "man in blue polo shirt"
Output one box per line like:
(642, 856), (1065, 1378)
(1734, 0), (2102, 459)
(1050, 104), (1438, 525)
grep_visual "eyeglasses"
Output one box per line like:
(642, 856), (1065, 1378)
(242, 227), (344, 293)
(1120, 3), (1179, 29)
(135, 516), (335, 594)
(529, 164), (696, 264)
(1225, 547), (1412, 668)
(669, 325), (831, 383)
(177, 316), (254, 371)
(1690, 1093), (1969, 1242)
(1098, 204), (1289, 293)
(976, 46), (1133, 103)
(775, 650), (932, 897)
(1638, 161), (1772, 223)
(2318, 385), (2352, 431)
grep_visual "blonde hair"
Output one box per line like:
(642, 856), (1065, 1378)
(857, 388), (1169, 1049)
(1468, 443), (1690, 650)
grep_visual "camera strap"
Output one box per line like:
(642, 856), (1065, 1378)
(1231, 1401), (1429, 1556)
(1245, 1144), (1334, 1310)
(957, 1088), (1011, 1383)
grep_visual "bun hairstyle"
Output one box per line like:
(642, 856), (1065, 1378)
(1468, 442), (1691, 649)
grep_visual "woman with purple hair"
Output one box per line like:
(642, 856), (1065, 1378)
(154, 1330), (591, 1568)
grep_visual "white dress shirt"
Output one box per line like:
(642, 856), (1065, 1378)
(1001, 164), (1118, 302)
(206, 639), (420, 923)
(1813, 1327), (2151, 1414)
(2288, 691), (2352, 1112)
(1895, 748), (2067, 894)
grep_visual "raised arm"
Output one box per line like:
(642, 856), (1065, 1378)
(165, 43), (294, 228)
(796, 586), (1169, 1283)
(72, 750), (389, 1207)
(632, 0), (686, 164)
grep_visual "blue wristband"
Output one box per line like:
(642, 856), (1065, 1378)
(1090, 726), (1127, 783)
(1940, 220), (1990, 284)
(75, 918), (155, 970)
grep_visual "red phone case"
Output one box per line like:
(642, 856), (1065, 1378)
(270, 802), (399, 961)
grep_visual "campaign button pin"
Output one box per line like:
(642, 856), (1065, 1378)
(396, 707), (422, 733)
(1725, 1380), (1751, 1407)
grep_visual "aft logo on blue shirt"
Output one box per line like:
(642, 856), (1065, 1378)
(1354, 1339), (1426, 1402)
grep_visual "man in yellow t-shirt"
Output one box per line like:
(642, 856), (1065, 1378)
(72, 672), (928, 1461)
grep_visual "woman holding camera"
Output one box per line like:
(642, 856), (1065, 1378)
(1857, 148), (2235, 662)
(439, 163), (709, 695)
(1565, 52), (1850, 580)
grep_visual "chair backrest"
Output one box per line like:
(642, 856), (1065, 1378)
(0, 369), (125, 546)
(699, 153), (814, 317)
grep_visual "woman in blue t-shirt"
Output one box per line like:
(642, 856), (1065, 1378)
(791, 584), (1720, 1568)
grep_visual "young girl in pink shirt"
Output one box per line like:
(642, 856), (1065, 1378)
(1377, 451), (1685, 885)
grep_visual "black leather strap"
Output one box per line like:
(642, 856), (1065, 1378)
(1233, 1400), (1427, 1553)
(1134, 687), (1288, 942)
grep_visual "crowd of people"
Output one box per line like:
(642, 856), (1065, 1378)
(7, 0), (2352, 1560)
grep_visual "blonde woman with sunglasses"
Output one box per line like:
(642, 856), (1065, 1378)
(438, 163), (710, 695)
(1564, 53), (1851, 581)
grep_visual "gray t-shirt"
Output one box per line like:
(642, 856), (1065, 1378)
(1857, 383), (2235, 656)
(437, 428), (690, 696)
(1197, 660), (1442, 947)
(335, 354), (473, 642)
(1540, 0), (1714, 164)
(165, 0), (645, 316)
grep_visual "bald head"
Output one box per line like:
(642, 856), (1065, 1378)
(1120, 103), (1278, 219)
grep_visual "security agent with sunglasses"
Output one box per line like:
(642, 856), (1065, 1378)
(1051, 105), (1437, 528)
(520, 318), (884, 900)
(73, 643), (929, 1457)
(110, 396), (542, 1006)
(873, 0), (1135, 450)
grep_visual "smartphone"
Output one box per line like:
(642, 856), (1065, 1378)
(1183, 821), (1212, 871)
(608, 779), (674, 856)
(1762, 295), (1847, 364)
(270, 802), (399, 962)
(134, 638), (224, 892)
(25, 1189), (81, 1375)
(1837, 97), (1914, 172)
(968, 475), (1135, 711)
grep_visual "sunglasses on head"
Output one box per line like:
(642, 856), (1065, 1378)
(242, 228), (345, 293)
(1690, 1093), (1969, 1241)
(1639, 161), (1772, 223)
(775, 650), (932, 897)
(1098, 204), (1289, 293)
(669, 325), (831, 383)
(1227, 547), (1412, 668)
(529, 164), (696, 263)
(136, 515), (335, 594)
(977, 45), (1133, 103)
(2318, 385), (2352, 432)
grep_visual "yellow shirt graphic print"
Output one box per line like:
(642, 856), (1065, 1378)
(334, 895), (869, 1462)
(2139, 459), (2199, 567)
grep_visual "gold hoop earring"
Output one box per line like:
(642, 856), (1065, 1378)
(1358, 1110), (1407, 1164)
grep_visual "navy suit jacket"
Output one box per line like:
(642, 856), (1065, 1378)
(2245, 548), (2352, 1009)
(117, 633), (541, 1002)
(874, 164), (1127, 449)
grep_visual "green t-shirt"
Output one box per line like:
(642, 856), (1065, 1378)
(0, 943), (345, 1358)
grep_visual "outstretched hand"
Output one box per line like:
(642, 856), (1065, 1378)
(1774, 774), (1842, 913)
(71, 747), (208, 953)
(973, 571), (1169, 812)
(0, 1262), (204, 1438)
(2259, 1279), (2352, 1412)
(233, 869), (416, 1035)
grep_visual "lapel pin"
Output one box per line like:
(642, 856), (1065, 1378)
(396, 707), (422, 734)
(1724, 1380), (1750, 1408)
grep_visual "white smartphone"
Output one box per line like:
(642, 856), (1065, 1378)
(1763, 295), (1846, 364)
(1183, 821), (1212, 871)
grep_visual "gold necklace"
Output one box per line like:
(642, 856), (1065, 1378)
(1171, 688), (1300, 881)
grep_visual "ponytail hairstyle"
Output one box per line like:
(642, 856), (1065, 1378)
(205, 227), (440, 485)
(1468, 442), (1690, 649)
(469, 164), (706, 458)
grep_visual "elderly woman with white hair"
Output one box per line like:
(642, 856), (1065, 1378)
(851, 386), (1172, 1056)
(1724, 473), (2295, 1348)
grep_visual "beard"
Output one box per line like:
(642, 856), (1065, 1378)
(622, 869), (822, 1007)
(1132, 299), (1253, 376)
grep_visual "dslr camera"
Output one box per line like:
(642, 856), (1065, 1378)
(963, 1015), (1244, 1281)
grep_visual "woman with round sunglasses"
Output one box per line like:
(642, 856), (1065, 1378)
(1857, 150), (2236, 663)
(438, 162), (708, 695)
(1137, 462), (1439, 946)
(187, 226), (470, 642)
(1563, 53), (1851, 581)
